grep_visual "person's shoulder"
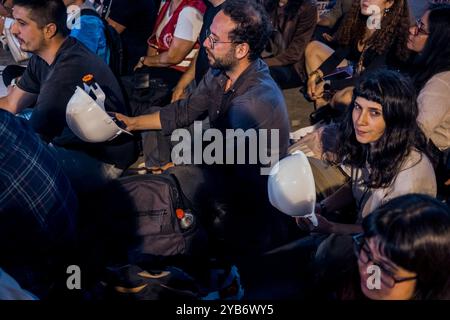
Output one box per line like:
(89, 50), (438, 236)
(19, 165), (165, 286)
(402, 149), (434, 173)
(429, 71), (450, 85)
(419, 71), (450, 98)
(182, 0), (207, 14)
(56, 37), (104, 65)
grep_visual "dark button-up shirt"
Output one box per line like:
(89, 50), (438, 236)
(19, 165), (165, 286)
(160, 58), (290, 165)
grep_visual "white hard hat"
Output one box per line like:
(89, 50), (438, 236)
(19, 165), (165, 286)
(268, 151), (318, 226)
(66, 86), (131, 143)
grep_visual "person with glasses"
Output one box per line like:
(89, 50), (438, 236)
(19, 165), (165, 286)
(115, 0), (299, 255)
(297, 70), (437, 234)
(129, 0), (206, 170)
(353, 194), (450, 300)
(407, 4), (450, 190)
(294, 70), (437, 296)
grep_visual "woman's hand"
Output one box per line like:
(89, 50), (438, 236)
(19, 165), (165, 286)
(312, 80), (325, 100)
(307, 74), (318, 99)
(295, 214), (335, 234)
(114, 113), (137, 131)
(322, 32), (334, 43)
(307, 75), (325, 101)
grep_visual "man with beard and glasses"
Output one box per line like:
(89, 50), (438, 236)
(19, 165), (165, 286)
(116, 0), (302, 255)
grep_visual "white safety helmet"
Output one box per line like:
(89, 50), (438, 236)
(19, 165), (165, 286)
(66, 85), (131, 143)
(268, 151), (318, 226)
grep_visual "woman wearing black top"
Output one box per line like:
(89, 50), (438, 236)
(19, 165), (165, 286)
(304, 0), (410, 109)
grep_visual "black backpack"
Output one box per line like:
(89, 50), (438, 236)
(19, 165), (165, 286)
(80, 8), (124, 77)
(90, 173), (208, 261)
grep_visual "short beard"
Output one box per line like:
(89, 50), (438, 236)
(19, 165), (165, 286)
(209, 48), (236, 71)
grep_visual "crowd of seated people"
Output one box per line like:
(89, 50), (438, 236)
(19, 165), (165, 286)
(305, 0), (411, 110)
(0, 0), (448, 300)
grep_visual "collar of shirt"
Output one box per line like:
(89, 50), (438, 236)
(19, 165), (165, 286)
(212, 58), (267, 95)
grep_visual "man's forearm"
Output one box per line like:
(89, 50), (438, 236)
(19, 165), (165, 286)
(0, 96), (16, 113)
(133, 111), (162, 130)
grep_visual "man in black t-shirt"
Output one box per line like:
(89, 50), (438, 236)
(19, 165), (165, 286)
(0, 0), (138, 193)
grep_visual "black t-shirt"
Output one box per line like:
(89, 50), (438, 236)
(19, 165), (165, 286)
(109, 0), (159, 75)
(17, 37), (138, 169)
(195, 1), (223, 84)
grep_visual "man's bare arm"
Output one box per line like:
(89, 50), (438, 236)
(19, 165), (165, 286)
(0, 85), (37, 114)
(106, 17), (126, 34)
(115, 111), (162, 131)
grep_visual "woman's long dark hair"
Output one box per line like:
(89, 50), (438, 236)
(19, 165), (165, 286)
(413, 4), (450, 91)
(363, 194), (450, 300)
(335, 0), (410, 61)
(262, 0), (304, 20)
(330, 70), (432, 189)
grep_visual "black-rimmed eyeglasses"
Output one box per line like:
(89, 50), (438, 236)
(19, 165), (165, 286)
(352, 233), (417, 288)
(412, 18), (430, 36)
(205, 29), (233, 50)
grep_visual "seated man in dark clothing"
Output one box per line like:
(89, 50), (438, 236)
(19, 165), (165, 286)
(0, 109), (78, 299)
(0, 0), (138, 193)
(107, 0), (159, 75)
(262, 0), (317, 89)
(116, 0), (302, 255)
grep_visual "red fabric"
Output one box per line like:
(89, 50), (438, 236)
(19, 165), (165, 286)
(148, 0), (206, 72)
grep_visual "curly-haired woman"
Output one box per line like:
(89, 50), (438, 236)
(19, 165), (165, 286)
(304, 0), (411, 109)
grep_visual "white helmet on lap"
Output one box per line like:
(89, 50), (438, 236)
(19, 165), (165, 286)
(66, 78), (131, 143)
(268, 151), (318, 226)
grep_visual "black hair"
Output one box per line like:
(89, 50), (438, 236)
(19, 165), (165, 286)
(330, 69), (432, 189)
(413, 4), (450, 91)
(222, 0), (272, 61)
(363, 194), (450, 300)
(13, 0), (69, 37)
(335, 0), (410, 62)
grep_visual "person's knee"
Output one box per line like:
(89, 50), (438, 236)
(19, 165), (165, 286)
(306, 40), (327, 59)
(332, 87), (354, 107)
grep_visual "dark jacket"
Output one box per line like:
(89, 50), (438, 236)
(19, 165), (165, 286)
(264, 0), (317, 80)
